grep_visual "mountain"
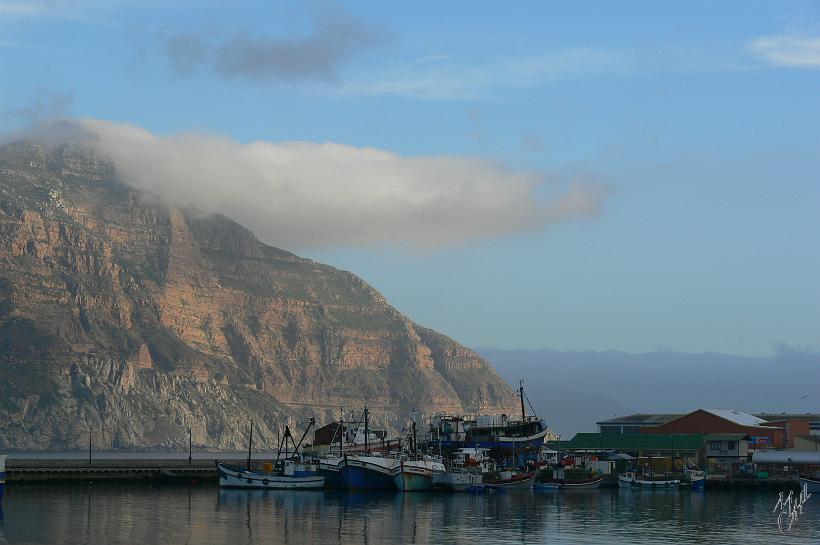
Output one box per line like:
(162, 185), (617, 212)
(477, 347), (820, 436)
(0, 141), (516, 450)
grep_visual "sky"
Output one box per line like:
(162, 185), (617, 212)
(1, 0), (819, 356)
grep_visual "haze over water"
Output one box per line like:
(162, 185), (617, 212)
(1, 485), (817, 545)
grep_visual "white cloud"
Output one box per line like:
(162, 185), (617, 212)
(64, 118), (606, 250)
(748, 33), (820, 67)
(345, 48), (635, 99)
(0, 0), (124, 23)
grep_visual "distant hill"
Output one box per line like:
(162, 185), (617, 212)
(477, 347), (820, 436)
(0, 140), (516, 450)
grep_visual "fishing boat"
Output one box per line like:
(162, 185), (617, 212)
(799, 475), (820, 493)
(0, 454), (5, 505)
(534, 482), (560, 491)
(538, 460), (604, 489)
(560, 475), (604, 489)
(217, 460), (324, 490)
(432, 466), (483, 492)
(680, 468), (706, 490)
(390, 414), (446, 491)
(618, 471), (680, 489)
(319, 455), (344, 489)
(217, 418), (324, 490)
(432, 448), (493, 492)
(341, 454), (397, 491)
(336, 403), (402, 491)
(484, 470), (536, 490)
(427, 381), (551, 457)
(392, 455), (446, 491)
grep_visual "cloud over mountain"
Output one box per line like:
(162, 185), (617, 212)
(18, 118), (607, 249)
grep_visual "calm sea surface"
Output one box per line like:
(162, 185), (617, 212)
(0, 484), (817, 544)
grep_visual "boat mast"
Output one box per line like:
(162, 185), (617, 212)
(519, 379), (526, 421)
(412, 408), (418, 455)
(247, 419), (253, 470)
(339, 413), (344, 457)
(364, 400), (370, 454)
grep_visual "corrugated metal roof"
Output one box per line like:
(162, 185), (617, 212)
(702, 409), (766, 427)
(551, 433), (704, 451)
(596, 413), (682, 425)
(752, 451), (820, 464)
(755, 413), (820, 422)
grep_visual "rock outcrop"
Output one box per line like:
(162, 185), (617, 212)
(0, 141), (517, 450)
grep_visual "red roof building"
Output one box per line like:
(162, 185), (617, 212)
(640, 409), (785, 449)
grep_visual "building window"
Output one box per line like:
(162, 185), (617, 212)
(709, 441), (721, 450)
(727, 441), (736, 451)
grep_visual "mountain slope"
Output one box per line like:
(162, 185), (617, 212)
(0, 141), (516, 450)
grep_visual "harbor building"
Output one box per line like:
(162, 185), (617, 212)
(640, 409), (785, 449)
(703, 433), (750, 474)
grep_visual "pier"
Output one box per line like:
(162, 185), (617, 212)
(4, 455), (264, 483)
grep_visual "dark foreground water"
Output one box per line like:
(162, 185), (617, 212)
(1, 484), (818, 544)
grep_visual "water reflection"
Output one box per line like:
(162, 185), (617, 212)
(0, 484), (817, 544)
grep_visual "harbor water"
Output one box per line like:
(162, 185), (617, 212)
(0, 484), (818, 544)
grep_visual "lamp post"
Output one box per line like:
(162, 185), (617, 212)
(88, 425), (92, 466)
(188, 426), (192, 465)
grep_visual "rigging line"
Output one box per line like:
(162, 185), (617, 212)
(523, 391), (540, 420)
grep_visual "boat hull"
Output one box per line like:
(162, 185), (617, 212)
(392, 460), (446, 491)
(432, 471), (483, 492)
(341, 456), (396, 491)
(217, 462), (324, 490)
(800, 476), (820, 493)
(393, 471), (433, 491)
(561, 476), (603, 489)
(681, 477), (705, 491)
(534, 482), (560, 491)
(485, 472), (536, 490)
(618, 474), (679, 489)
(319, 458), (343, 489)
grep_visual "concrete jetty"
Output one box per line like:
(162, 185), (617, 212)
(4, 454), (276, 483)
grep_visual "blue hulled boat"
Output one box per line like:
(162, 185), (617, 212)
(341, 455), (397, 491)
(319, 456), (343, 489)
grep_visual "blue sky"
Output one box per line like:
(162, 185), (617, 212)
(2, 1), (819, 356)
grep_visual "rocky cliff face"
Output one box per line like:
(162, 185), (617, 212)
(0, 141), (516, 450)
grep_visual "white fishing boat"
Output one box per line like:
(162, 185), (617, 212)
(218, 418), (324, 490)
(392, 455), (446, 491)
(432, 467), (484, 492)
(618, 471), (680, 489)
(432, 447), (494, 492)
(681, 468), (706, 490)
(217, 460), (325, 490)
